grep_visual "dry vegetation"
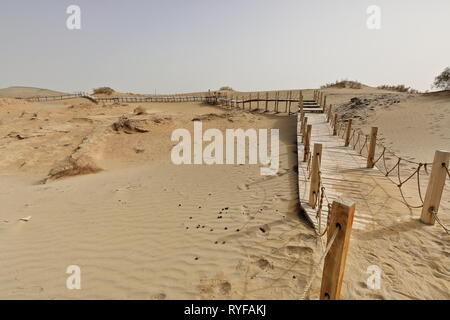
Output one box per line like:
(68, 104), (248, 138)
(321, 80), (362, 89)
(377, 84), (419, 93)
(433, 67), (450, 90)
(93, 87), (115, 95)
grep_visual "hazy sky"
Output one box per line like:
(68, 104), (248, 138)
(0, 0), (449, 93)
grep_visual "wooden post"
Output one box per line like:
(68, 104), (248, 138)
(257, 92), (260, 110)
(366, 127), (378, 168)
(327, 105), (332, 122)
(309, 143), (323, 207)
(265, 92), (269, 112)
(299, 111), (305, 136)
(285, 91), (289, 113)
(249, 93), (252, 110)
(288, 91), (293, 114)
(320, 201), (355, 300)
(301, 116), (308, 143)
(275, 92), (279, 112)
(303, 124), (312, 162)
(332, 114), (338, 136)
(323, 96), (327, 111)
(344, 119), (352, 147)
(420, 150), (450, 225)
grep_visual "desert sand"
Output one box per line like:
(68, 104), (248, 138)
(0, 86), (448, 299)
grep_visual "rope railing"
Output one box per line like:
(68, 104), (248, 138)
(300, 225), (339, 300)
(329, 116), (434, 209)
(327, 106), (450, 233)
(298, 96), (447, 300)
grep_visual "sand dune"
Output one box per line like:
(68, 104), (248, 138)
(0, 86), (68, 98)
(0, 88), (448, 299)
(0, 97), (315, 299)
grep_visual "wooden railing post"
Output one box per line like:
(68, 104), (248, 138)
(276, 91), (279, 112)
(303, 124), (312, 162)
(420, 150), (450, 225)
(299, 111), (305, 135)
(332, 114), (338, 136)
(344, 119), (352, 146)
(264, 92), (268, 112)
(367, 127), (378, 168)
(298, 90), (302, 107)
(288, 91), (292, 114)
(301, 116), (308, 143)
(299, 94), (304, 114)
(323, 96), (327, 111)
(285, 91), (289, 113)
(320, 201), (356, 300)
(327, 105), (332, 122)
(309, 143), (323, 207)
(257, 92), (260, 110)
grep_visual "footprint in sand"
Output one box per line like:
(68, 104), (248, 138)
(240, 205), (250, 216)
(284, 245), (314, 258)
(254, 257), (273, 270)
(295, 233), (317, 244)
(238, 183), (250, 190)
(150, 293), (167, 300)
(199, 275), (233, 298)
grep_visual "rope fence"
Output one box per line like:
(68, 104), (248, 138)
(325, 101), (450, 234)
(297, 90), (449, 299)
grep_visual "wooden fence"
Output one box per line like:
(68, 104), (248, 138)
(16, 90), (326, 115)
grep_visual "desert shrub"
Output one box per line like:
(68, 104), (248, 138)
(433, 67), (450, 90)
(219, 86), (234, 91)
(93, 87), (115, 95)
(377, 85), (419, 93)
(321, 80), (362, 89)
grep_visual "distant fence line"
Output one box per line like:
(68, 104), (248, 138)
(15, 90), (326, 115)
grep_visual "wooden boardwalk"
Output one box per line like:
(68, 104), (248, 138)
(296, 112), (430, 233)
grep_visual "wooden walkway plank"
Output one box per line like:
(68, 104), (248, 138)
(296, 112), (441, 233)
